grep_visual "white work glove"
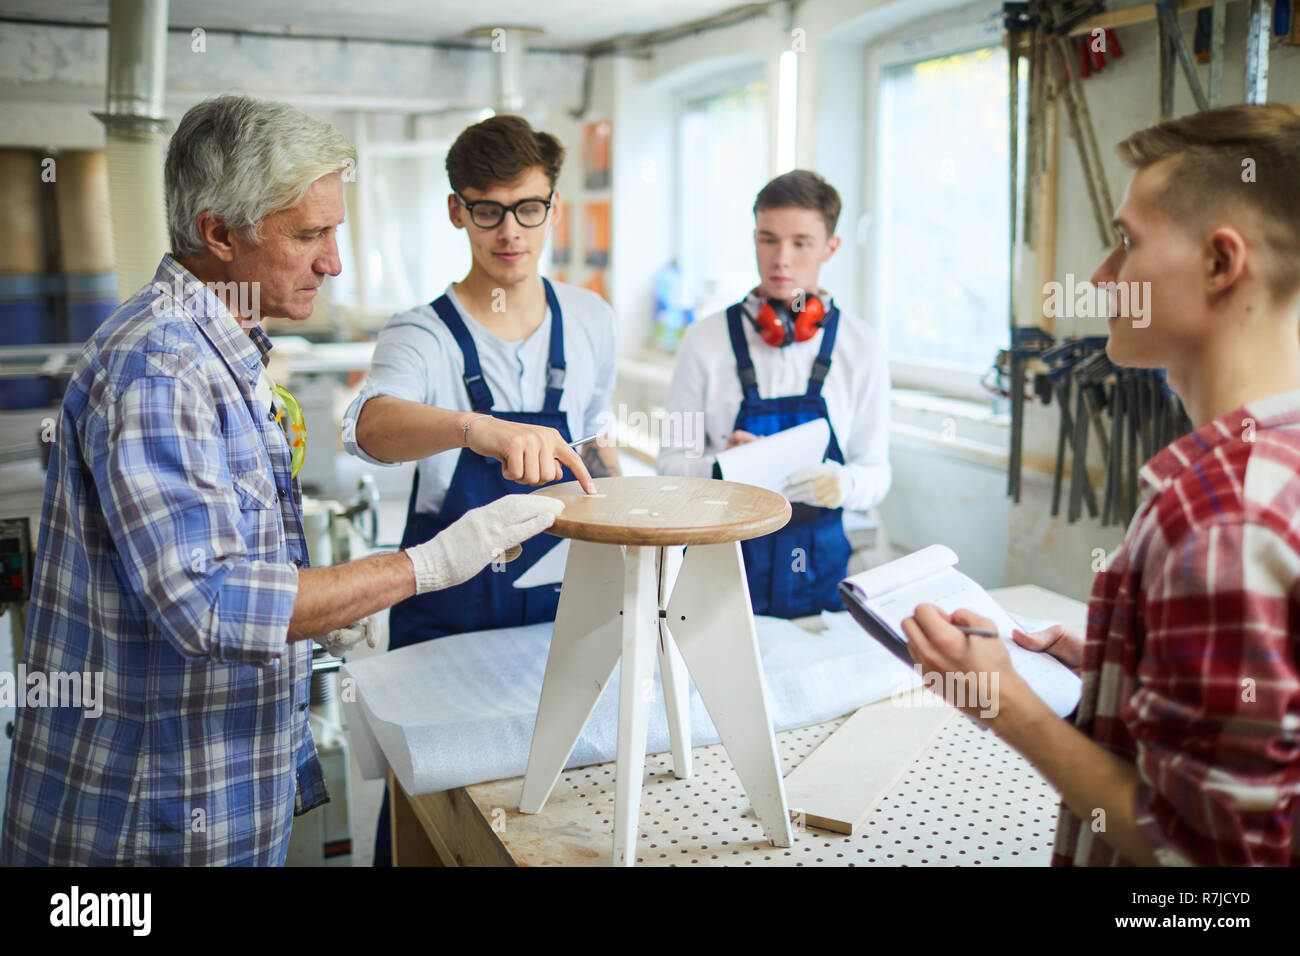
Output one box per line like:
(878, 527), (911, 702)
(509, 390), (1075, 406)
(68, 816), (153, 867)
(317, 614), (379, 657)
(405, 494), (565, 594)
(783, 462), (852, 509)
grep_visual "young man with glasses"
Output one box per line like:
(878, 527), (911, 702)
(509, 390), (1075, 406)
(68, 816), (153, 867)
(343, 115), (619, 864)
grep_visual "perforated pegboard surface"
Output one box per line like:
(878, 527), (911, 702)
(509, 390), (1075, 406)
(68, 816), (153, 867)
(468, 712), (1061, 866)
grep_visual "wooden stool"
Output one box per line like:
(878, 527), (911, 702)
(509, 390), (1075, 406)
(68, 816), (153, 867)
(518, 476), (793, 866)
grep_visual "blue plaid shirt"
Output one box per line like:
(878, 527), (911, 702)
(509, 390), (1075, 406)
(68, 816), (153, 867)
(2, 255), (325, 866)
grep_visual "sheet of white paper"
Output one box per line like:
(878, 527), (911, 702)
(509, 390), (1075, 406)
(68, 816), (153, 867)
(845, 543), (957, 600)
(339, 613), (917, 795)
(1008, 612), (1061, 635)
(512, 538), (570, 589)
(819, 610), (922, 700)
(714, 418), (831, 494)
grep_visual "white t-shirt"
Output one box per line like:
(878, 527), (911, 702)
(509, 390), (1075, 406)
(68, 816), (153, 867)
(344, 281), (617, 514)
(656, 292), (891, 512)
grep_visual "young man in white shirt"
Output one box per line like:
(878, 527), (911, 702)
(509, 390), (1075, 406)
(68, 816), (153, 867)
(658, 170), (891, 618)
(342, 115), (619, 864)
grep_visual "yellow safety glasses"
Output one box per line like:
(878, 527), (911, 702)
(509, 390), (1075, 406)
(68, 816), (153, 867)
(271, 383), (306, 479)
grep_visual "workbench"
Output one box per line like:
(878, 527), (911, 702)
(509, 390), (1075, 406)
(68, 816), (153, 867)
(387, 584), (1088, 867)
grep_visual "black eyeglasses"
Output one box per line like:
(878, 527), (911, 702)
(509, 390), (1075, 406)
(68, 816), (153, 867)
(456, 192), (554, 229)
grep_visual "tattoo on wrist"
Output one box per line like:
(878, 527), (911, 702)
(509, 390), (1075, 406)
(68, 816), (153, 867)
(582, 442), (617, 478)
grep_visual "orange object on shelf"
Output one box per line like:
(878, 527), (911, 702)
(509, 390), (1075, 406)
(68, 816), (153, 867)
(582, 121), (611, 190)
(583, 201), (610, 268)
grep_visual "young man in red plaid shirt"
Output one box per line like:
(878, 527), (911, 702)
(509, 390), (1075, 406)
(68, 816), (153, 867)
(904, 103), (1300, 866)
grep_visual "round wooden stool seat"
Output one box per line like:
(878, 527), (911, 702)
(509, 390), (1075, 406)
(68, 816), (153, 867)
(531, 476), (790, 547)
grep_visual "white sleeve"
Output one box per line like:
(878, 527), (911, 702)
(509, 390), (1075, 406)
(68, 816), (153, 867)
(839, 337), (892, 512)
(656, 328), (716, 479)
(342, 317), (439, 467)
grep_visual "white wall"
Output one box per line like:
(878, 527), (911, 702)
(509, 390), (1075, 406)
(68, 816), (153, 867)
(603, 19), (777, 356)
(609, 56), (676, 362)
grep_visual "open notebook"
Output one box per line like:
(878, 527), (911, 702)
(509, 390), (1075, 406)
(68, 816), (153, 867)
(839, 545), (1082, 718)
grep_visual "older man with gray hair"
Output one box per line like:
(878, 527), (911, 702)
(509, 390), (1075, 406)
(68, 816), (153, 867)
(2, 95), (563, 866)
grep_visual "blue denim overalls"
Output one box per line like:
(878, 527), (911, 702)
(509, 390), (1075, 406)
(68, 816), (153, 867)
(723, 300), (851, 618)
(374, 280), (572, 866)
(387, 279), (572, 648)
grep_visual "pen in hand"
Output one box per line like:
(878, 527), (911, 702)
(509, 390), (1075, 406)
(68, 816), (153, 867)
(956, 626), (998, 637)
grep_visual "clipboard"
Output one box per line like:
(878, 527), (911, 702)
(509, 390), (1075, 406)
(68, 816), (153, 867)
(838, 581), (915, 669)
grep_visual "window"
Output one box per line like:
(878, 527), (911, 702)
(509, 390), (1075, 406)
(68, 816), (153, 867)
(354, 146), (472, 316)
(676, 75), (769, 337)
(871, 32), (1017, 394)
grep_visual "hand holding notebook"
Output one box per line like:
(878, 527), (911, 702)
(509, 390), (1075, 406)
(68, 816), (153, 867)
(838, 545), (1083, 718)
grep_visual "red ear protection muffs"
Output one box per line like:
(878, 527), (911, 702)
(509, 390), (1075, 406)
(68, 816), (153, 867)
(753, 295), (827, 347)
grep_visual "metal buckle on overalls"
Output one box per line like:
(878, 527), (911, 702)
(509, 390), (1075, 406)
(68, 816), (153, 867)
(547, 366), (566, 391)
(739, 366), (758, 390)
(810, 358), (831, 384)
(464, 373), (484, 388)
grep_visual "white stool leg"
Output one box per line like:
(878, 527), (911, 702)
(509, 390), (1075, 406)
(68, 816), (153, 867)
(519, 540), (624, 815)
(665, 541), (793, 848)
(613, 545), (657, 866)
(656, 546), (692, 779)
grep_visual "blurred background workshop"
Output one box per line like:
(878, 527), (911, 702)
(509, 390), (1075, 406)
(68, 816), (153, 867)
(0, 0), (1297, 869)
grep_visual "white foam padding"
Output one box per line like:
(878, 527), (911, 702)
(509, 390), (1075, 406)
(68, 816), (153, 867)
(340, 610), (918, 796)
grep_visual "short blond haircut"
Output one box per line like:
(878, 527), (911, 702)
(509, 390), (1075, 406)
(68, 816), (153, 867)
(1116, 103), (1300, 300)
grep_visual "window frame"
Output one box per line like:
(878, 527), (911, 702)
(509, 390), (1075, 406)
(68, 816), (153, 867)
(358, 139), (454, 316)
(863, 14), (1010, 402)
(672, 63), (768, 328)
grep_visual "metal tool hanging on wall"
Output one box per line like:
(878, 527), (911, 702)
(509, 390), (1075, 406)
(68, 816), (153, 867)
(1001, 2), (1117, 507)
(1026, 336), (1194, 527)
(1004, 2), (1118, 248)
(1002, 326), (1055, 503)
(1039, 337), (1102, 521)
(1042, 1), (1116, 250)
(1156, 0), (1211, 114)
